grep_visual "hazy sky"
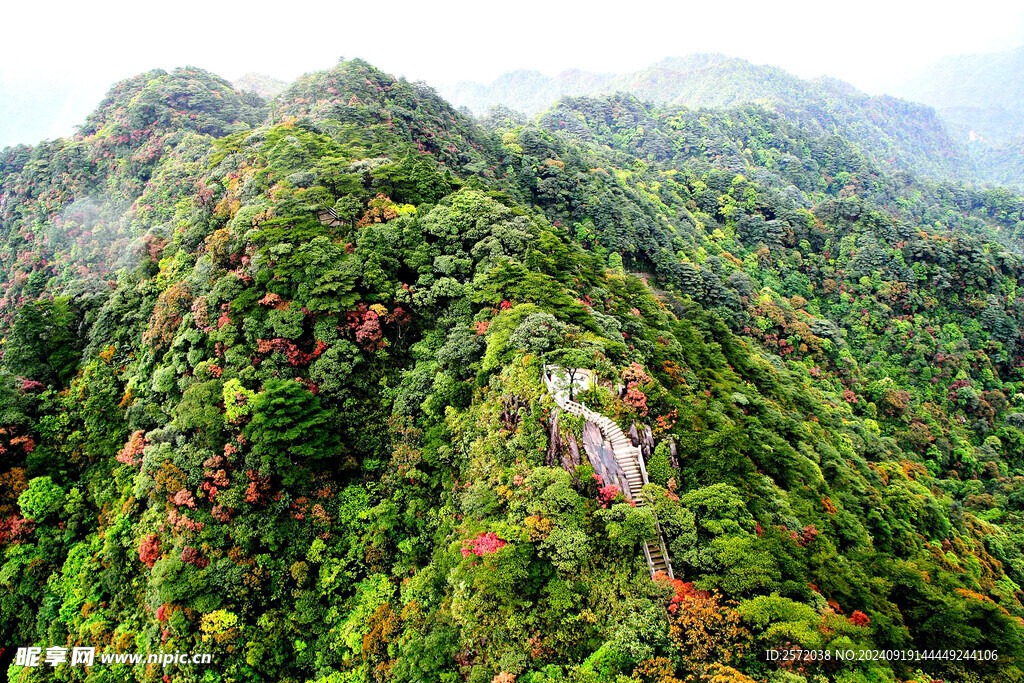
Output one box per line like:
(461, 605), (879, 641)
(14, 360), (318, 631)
(2, 0), (1023, 148)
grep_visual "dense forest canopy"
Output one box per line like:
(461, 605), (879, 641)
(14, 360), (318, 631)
(1, 58), (1024, 683)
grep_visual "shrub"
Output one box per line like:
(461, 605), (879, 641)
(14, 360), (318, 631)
(17, 476), (64, 521)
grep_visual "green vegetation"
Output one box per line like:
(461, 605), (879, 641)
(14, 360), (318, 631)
(1, 57), (1024, 683)
(443, 55), (973, 184)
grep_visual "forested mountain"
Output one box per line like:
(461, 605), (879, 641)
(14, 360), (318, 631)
(442, 55), (973, 184)
(2, 57), (1024, 683)
(891, 46), (1024, 141)
(443, 55), (833, 114)
(889, 46), (1024, 187)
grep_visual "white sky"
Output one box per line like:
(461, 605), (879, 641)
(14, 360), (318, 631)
(2, 0), (1023, 148)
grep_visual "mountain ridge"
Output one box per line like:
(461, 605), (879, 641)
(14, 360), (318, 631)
(440, 53), (976, 185)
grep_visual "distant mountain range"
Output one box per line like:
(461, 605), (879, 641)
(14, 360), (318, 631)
(439, 54), (972, 183)
(889, 45), (1024, 143)
(887, 46), (1024, 187)
(436, 52), (1024, 188)
(441, 54), (885, 114)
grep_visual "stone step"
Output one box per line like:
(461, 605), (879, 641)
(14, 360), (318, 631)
(546, 381), (674, 581)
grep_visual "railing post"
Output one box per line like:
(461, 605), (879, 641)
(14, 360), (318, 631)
(637, 447), (650, 486)
(653, 517), (674, 580)
(642, 540), (656, 576)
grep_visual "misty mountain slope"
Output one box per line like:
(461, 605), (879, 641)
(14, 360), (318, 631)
(443, 54), (973, 185)
(443, 68), (617, 119)
(891, 46), (1024, 125)
(2, 58), (1024, 683)
(0, 67), (269, 319)
(891, 46), (1024, 187)
(234, 73), (289, 99)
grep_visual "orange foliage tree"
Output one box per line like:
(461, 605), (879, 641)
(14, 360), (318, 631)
(658, 574), (749, 681)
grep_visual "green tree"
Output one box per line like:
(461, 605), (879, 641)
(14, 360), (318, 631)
(244, 379), (342, 487)
(4, 297), (84, 387)
(18, 476), (65, 521)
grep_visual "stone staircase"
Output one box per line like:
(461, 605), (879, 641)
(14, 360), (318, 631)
(317, 207), (344, 228)
(544, 368), (675, 579)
